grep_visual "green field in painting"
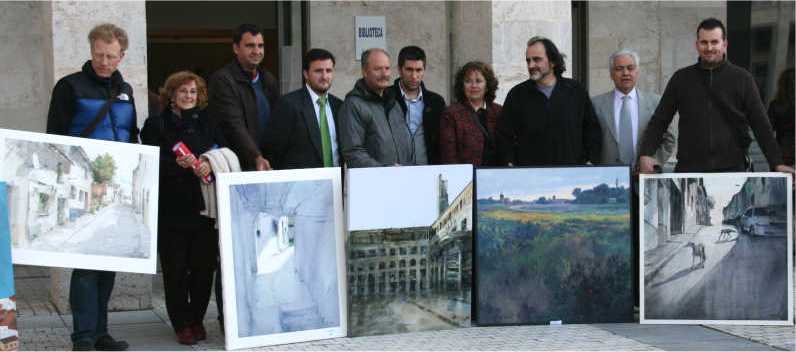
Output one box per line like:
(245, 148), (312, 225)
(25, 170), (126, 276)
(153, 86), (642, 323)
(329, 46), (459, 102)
(476, 203), (633, 325)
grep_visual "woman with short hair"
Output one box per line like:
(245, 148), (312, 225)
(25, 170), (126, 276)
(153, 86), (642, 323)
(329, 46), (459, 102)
(439, 61), (502, 166)
(141, 71), (222, 345)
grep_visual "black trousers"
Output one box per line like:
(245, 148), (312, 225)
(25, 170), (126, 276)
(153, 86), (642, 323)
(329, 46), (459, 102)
(158, 215), (218, 331)
(631, 176), (640, 307)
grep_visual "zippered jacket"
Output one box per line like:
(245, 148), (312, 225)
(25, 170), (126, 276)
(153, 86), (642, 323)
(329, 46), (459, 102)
(47, 61), (137, 143)
(338, 78), (416, 167)
(639, 60), (783, 171)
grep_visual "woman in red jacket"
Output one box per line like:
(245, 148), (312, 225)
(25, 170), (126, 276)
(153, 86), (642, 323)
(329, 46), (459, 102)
(439, 61), (502, 166)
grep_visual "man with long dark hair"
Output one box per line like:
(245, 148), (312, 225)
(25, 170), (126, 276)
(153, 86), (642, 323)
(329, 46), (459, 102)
(496, 36), (601, 166)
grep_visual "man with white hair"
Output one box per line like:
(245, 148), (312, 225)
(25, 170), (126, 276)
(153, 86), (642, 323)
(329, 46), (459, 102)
(592, 48), (675, 167)
(592, 48), (676, 310)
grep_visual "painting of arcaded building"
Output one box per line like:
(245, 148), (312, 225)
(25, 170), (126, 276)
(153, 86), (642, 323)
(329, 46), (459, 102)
(347, 165), (473, 337)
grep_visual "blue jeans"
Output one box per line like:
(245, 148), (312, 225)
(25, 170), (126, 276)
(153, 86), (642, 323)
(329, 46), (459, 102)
(69, 269), (116, 343)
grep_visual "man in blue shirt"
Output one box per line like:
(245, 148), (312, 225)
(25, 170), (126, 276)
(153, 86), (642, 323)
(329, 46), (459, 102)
(389, 46), (446, 164)
(208, 24), (279, 172)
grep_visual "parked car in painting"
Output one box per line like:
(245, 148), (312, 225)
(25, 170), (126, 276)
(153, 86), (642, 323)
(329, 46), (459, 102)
(739, 206), (787, 237)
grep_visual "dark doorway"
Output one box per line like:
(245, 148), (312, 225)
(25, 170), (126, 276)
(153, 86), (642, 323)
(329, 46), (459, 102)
(145, 1), (279, 104)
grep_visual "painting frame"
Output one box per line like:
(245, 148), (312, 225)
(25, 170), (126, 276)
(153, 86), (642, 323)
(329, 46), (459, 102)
(473, 165), (634, 326)
(216, 168), (347, 350)
(639, 172), (794, 325)
(0, 128), (159, 274)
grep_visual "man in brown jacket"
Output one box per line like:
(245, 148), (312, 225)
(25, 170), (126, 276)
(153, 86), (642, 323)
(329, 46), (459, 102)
(208, 24), (279, 171)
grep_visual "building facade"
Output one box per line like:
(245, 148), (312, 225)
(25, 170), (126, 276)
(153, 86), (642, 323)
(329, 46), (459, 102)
(643, 177), (712, 251)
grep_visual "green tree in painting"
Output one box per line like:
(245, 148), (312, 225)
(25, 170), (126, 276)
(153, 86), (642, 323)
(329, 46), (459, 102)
(91, 154), (116, 184)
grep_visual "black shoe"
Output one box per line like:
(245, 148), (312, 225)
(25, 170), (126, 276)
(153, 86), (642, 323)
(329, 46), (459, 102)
(94, 335), (129, 351)
(73, 340), (94, 351)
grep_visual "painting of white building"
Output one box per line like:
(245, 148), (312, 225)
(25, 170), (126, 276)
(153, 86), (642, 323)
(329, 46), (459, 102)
(0, 128), (159, 274)
(216, 168), (346, 349)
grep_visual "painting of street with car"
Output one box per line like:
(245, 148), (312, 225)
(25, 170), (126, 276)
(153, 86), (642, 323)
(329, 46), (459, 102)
(641, 173), (793, 324)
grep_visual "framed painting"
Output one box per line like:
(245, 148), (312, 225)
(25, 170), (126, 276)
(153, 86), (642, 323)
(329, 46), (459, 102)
(640, 173), (793, 325)
(475, 166), (634, 325)
(346, 164), (473, 336)
(0, 182), (18, 351)
(216, 168), (347, 349)
(0, 128), (158, 274)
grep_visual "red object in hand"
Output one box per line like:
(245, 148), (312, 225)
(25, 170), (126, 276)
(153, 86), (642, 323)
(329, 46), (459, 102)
(172, 141), (213, 183)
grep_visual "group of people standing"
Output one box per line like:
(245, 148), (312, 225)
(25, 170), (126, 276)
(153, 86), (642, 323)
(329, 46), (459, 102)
(45, 17), (793, 350)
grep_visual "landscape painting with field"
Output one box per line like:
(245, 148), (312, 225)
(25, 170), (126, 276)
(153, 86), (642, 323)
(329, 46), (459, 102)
(475, 166), (633, 325)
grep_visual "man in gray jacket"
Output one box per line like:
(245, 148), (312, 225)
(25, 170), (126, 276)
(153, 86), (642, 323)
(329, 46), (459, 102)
(338, 48), (420, 167)
(592, 48), (675, 167)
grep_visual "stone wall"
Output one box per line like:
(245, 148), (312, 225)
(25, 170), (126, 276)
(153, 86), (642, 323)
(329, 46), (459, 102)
(491, 1), (572, 104)
(50, 1), (149, 129)
(307, 1), (451, 102)
(588, 1), (725, 96)
(449, 1), (492, 101)
(0, 2), (53, 132)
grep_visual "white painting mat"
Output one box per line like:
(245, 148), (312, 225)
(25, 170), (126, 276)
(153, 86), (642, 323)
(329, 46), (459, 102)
(639, 172), (793, 325)
(216, 168), (347, 349)
(0, 128), (159, 274)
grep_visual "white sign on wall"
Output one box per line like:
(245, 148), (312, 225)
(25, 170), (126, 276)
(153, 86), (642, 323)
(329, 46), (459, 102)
(355, 16), (386, 60)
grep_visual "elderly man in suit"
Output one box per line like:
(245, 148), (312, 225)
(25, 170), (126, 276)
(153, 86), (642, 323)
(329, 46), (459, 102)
(592, 48), (675, 167)
(263, 48), (343, 169)
(592, 48), (675, 310)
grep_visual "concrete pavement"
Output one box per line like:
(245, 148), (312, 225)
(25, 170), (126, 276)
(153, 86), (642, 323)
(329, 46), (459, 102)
(13, 264), (796, 351)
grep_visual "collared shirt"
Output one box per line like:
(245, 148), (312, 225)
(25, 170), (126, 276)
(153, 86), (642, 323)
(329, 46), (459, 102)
(613, 87), (639, 148)
(306, 84), (339, 167)
(399, 81), (425, 136)
(251, 71), (271, 145)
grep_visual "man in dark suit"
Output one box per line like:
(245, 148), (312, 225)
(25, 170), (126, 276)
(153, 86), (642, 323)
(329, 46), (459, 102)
(264, 48), (343, 169)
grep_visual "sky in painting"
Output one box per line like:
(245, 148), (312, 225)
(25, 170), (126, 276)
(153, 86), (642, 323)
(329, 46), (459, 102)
(348, 164), (473, 230)
(476, 167), (630, 202)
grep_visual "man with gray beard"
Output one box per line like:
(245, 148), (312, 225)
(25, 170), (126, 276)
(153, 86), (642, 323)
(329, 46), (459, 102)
(496, 36), (601, 166)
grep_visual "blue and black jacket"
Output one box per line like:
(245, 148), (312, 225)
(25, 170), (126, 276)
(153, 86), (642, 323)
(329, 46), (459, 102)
(46, 60), (138, 143)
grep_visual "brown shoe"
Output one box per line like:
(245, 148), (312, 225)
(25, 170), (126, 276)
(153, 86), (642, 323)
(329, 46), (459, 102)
(176, 327), (196, 345)
(191, 322), (207, 341)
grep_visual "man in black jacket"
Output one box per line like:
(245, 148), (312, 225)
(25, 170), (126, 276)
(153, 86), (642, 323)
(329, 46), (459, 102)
(639, 18), (793, 174)
(208, 24), (279, 171)
(263, 48), (343, 169)
(46, 23), (132, 352)
(496, 36), (602, 166)
(389, 46), (446, 165)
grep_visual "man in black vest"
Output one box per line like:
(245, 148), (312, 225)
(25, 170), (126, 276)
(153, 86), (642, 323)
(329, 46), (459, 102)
(46, 23), (134, 351)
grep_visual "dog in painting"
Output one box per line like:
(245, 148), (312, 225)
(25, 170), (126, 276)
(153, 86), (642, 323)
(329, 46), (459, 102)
(685, 242), (706, 269)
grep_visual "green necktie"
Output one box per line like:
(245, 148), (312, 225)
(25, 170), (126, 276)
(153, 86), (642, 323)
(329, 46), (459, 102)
(318, 96), (333, 167)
